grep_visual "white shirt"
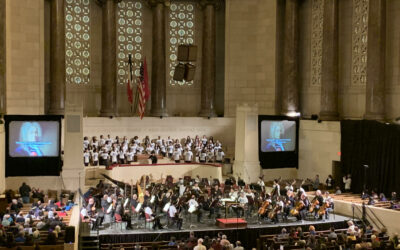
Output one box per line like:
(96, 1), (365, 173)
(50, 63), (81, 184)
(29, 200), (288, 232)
(92, 152), (99, 162)
(200, 153), (207, 161)
(83, 152), (90, 163)
(238, 196), (248, 204)
(144, 206), (153, 216)
(125, 152), (134, 161)
(184, 151), (193, 161)
(168, 205), (177, 218)
(119, 151), (125, 159)
(257, 180), (265, 187)
(343, 177), (351, 190)
(101, 152), (109, 160)
(216, 151), (225, 161)
(179, 184), (186, 197)
(110, 151), (118, 162)
(173, 150), (181, 161)
(83, 140), (90, 149)
(188, 199), (198, 208)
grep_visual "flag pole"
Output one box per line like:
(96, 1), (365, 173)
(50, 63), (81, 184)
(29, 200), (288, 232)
(127, 54), (134, 115)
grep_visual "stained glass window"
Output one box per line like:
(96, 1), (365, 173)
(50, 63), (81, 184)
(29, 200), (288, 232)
(65, 0), (90, 84)
(117, 0), (143, 85)
(168, 2), (195, 86)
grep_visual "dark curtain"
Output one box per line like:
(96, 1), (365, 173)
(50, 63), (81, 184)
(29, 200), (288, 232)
(341, 120), (400, 195)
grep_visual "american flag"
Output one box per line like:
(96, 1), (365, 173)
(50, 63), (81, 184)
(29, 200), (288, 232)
(137, 58), (149, 119)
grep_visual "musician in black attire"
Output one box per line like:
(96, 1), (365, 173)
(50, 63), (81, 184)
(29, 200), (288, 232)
(149, 151), (158, 164)
(297, 193), (309, 221)
(314, 190), (324, 219)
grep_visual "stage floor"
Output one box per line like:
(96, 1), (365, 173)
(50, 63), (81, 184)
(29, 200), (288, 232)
(83, 212), (351, 237)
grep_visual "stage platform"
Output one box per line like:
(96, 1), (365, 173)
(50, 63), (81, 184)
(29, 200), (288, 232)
(82, 214), (351, 249)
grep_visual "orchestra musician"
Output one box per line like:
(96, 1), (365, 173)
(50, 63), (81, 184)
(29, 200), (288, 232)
(81, 174), (339, 232)
(236, 192), (248, 217)
(188, 195), (202, 223)
(144, 203), (163, 230)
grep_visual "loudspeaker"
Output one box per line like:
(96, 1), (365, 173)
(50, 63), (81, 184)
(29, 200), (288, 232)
(64, 226), (75, 243)
(184, 64), (196, 81)
(173, 63), (185, 81)
(177, 44), (197, 61)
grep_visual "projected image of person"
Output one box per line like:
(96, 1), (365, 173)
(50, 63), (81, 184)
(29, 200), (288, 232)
(264, 122), (286, 151)
(15, 122), (44, 156)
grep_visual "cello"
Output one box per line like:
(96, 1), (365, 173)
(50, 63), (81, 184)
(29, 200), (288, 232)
(309, 197), (319, 213)
(258, 200), (270, 215)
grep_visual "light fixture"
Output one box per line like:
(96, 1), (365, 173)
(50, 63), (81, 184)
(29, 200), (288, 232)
(286, 111), (301, 117)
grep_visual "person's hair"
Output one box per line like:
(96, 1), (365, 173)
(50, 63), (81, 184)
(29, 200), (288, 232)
(330, 227), (335, 232)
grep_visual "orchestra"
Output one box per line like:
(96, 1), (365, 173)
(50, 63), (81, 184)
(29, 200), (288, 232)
(80, 174), (334, 231)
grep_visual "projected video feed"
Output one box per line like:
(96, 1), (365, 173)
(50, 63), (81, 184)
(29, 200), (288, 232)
(260, 120), (296, 152)
(8, 121), (60, 157)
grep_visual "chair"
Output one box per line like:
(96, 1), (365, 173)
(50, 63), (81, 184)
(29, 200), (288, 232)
(112, 213), (127, 230)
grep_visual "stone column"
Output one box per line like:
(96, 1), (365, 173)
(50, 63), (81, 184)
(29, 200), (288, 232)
(100, 0), (117, 117)
(319, 0), (339, 120)
(365, 0), (386, 120)
(0, 0), (5, 114)
(48, 0), (66, 115)
(199, 1), (217, 117)
(232, 104), (261, 183)
(281, 0), (299, 116)
(150, 0), (168, 117)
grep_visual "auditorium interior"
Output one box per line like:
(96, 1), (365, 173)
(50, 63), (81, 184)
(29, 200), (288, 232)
(1, 0), (400, 249)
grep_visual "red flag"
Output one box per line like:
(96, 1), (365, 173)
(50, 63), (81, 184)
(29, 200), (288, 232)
(138, 58), (149, 119)
(127, 79), (133, 104)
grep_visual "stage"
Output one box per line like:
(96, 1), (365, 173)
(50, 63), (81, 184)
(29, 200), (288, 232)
(81, 213), (351, 249)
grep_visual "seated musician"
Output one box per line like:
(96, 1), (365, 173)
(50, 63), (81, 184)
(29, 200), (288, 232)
(235, 192), (248, 217)
(144, 203), (163, 230)
(245, 188), (255, 214)
(314, 190), (324, 219)
(209, 195), (222, 219)
(130, 194), (139, 213)
(188, 195), (202, 223)
(168, 203), (183, 230)
(323, 191), (334, 220)
(211, 185), (222, 197)
(192, 183), (202, 196)
(297, 193), (309, 221)
(257, 176), (265, 192)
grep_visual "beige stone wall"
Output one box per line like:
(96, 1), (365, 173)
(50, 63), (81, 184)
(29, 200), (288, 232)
(298, 120), (340, 181)
(5, 0), (45, 115)
(299, 0), (321, 117)
(224, 0), (276, 117)
(386, 0), (400, 120)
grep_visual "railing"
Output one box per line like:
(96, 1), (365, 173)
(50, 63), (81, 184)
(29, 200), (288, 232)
(364, 203), (385, 230)
(351, 202), (386, 230)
